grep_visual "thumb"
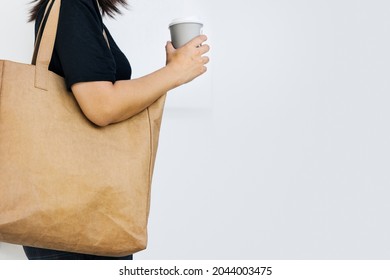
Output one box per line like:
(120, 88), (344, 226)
(166, 41), (176, 53)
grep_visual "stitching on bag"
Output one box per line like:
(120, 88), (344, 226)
(146, 107), (153, 186)
(0, 61), (4, 109)
(145, 107), (154, 221)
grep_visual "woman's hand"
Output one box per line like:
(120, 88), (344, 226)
(165, 35), (210, 87)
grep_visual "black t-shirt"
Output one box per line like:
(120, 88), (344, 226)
(35, 0), (132, 90)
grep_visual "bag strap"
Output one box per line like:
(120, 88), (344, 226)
(33, 0), (61, 90)
(31, 0), (53, 66)
(32, 0), (110, 90)
(95, 0), (110, 48)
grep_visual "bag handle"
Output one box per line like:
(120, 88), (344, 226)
(32, 0), (109, 90)
(31, 0), (54, 66)
(33, 0), (61, 90)
(94, 0), (110, 48)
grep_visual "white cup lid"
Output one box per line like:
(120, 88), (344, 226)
(169, 16), (203, 28)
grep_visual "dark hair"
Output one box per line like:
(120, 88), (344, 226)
(28, 0), (128, 22)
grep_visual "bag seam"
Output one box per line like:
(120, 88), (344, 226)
(146, 107), (153, 218)
(0, 61), (4, 110)
(146, 108), (152, 183)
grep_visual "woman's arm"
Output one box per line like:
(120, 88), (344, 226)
(71, 35), (210, 127)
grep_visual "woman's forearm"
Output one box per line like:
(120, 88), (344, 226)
(110, 65), (179, 123)
(72, 65), (178, 126)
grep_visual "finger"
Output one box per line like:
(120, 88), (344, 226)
(187, 34), (208, 48)
(197, 44), (210, 55)
(202, 56), (210, 65)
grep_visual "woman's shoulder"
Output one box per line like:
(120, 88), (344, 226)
(60, 0), (102, 22)
(37, 0), (97, 16)
(62, 0), (98, 9)
(60, 0), (99, 15)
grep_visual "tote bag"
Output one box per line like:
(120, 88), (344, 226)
(0, 0), (166, 256)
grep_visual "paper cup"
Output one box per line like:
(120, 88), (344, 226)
(169, 16), (203, 49)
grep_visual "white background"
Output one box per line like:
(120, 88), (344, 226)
(1, 0), (390, 260)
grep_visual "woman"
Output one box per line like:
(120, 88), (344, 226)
(24, 0), (210, 260)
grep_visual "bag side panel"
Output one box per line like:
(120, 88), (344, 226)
(147, 94), (167, 180)
(144, 94), (167, 224)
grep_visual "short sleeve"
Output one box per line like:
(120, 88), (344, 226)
(54, 0), (116, 89)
